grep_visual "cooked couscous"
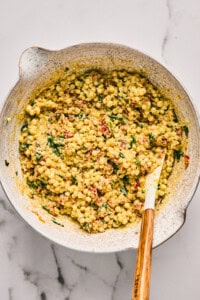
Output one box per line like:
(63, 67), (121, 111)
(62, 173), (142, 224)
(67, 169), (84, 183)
(19, 69), (189, 233)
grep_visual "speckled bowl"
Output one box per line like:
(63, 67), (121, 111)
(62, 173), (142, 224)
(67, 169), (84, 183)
(0, 43), (200, 253)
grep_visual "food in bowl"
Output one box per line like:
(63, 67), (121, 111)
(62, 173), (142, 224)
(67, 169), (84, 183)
(19, 68), (189, 233)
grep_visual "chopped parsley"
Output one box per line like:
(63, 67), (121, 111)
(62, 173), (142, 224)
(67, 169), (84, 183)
(129, 135), (136, 148)
(122, 174), (130, 185)
(108, 159), (119, 174)
(119, 152), (125, 158)
(74, 113), (87, 119)
(55, 113), (61, 121)
(109, 115), (124, 122)
(42, 205), (50, 213)
(35, 152), (43, 163)
(98, 94), (104, 103)
(36, 179), (47, 188)
(47, 135), (64, 157)
(149, 133), (155, 146)
(174, 149), (184, 161)
(71, 175), (78, 185)
(120, 186), (128, 196)
(100, 203), (108, 209)
(90, 202), (98, 209)
(173, 109), (179, 123)
(27, 180), (38, 189)
(82, 222), (92, 233)
(52, 219), (64, 227)
(19, 142), (31, 151)
(182, 125), (189, 137)
(20, 123), (28, 132)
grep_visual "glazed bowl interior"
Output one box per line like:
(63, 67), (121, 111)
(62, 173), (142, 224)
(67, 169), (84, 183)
(0, 43), (199, 253)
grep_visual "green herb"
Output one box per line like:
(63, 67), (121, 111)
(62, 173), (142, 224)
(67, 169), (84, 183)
(36, 179), (47, 188)
(54, 147), (61, 156)
(149, 133), (155, 146)
(82, 222), (92, 233)
(55, 113), (61, 121)
(71, 175), (78, 185)
(182, 125), (189, 137)
(15, 171), (18, 176)
(90, 202), (98, 209)
(55, 136), (65, 145)
(136, 122), (144, 128)
(117, 95), (125, 100)
(129, 136), (136, 149)
(5, 160), (9, 166)
(74, 113), (87, 119)
(20, 123), (28, 132)
(27, 180), (38, 189)
(35, 152), (43, 163)
(174, 149), (184, 161)
(98, 94), (104, 103)
(52, 219), (64, 227)
(135, 158), (141, 165)
(47, 135), (64, 157)
(113, 220), (119, 225)
(122, 175), (130, 185)
(100, 203), (108, 209)
(109, 122), (114, 135)
(30, 101), (35, 106)
(19, 142), (31, 151)
(173, 109), (179, 123)
(120, 186), (128, 196)
(109, 115), (123, 122)
(108, 159), (119, 174)
(42, 205), (50, 213)
(119, 152), (125, 158)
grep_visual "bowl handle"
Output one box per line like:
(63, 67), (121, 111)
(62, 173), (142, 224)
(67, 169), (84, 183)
(19, 47), (51, 79)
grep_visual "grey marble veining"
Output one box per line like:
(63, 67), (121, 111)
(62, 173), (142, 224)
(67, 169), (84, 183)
(0, 0), (200, 299)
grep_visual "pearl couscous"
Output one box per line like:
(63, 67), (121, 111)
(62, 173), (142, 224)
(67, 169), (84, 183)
(19, 69), (189, 233)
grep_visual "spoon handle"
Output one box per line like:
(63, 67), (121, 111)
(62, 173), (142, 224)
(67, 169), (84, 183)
(132, 209), (154, 300)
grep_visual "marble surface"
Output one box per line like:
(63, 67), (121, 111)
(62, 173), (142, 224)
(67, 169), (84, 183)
(0, 0), (200, 299)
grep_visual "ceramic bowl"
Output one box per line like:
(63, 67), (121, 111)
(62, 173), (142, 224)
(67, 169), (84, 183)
(0, 43), (200, 253)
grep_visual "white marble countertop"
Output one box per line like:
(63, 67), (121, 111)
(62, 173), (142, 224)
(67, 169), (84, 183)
(0, 0), (200, 299)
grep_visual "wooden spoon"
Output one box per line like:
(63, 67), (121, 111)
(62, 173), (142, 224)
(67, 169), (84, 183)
(132, 154), (165, 300)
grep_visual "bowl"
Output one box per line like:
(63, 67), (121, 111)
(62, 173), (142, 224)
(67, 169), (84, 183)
(0, 43), (200, 253)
